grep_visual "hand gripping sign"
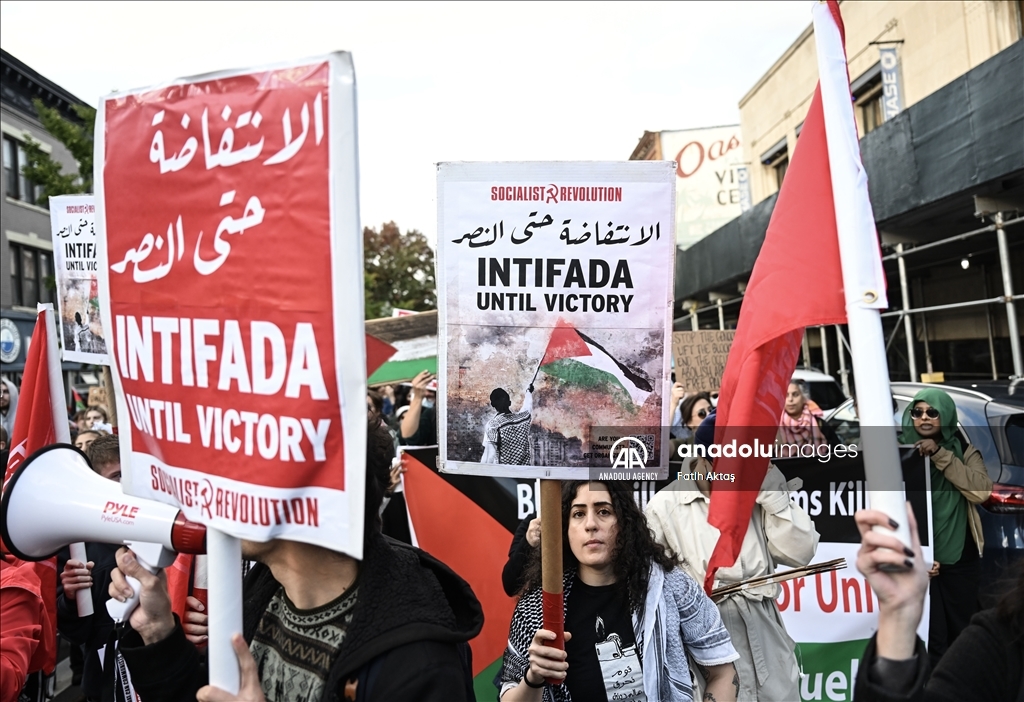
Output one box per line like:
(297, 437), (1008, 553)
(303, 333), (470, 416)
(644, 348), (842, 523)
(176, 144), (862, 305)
(95, 54), (367, 559)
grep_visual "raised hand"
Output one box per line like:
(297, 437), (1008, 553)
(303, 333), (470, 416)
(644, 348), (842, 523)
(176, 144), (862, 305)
(854, 504), (928, 660)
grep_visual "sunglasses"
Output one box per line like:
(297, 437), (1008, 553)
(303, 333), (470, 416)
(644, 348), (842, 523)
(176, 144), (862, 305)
(695, 408), (708, 420)
(910, 407), (940, 419)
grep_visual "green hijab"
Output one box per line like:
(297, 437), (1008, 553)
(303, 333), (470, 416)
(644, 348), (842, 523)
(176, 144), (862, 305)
(899, 387), (967, 564)
(899, 387), (964, 460)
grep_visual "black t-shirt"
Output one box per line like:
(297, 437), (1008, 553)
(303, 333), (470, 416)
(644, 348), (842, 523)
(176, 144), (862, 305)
(564, 577), (645, 702)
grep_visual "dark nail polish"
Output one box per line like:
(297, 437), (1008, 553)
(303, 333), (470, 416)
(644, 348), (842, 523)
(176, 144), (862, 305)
(904, 547), (914, 558)
(904, 558), (914, 569)
(888, 518), (899, 529)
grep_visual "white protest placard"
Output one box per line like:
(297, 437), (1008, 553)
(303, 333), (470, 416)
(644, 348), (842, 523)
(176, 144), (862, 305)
(437, 162), (676, 479)
(95, 54), (367, 557)
(50, 195), (110, 364)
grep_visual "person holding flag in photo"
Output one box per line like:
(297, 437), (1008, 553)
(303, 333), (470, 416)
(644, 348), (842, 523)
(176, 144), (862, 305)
(481, 383), (534, 465)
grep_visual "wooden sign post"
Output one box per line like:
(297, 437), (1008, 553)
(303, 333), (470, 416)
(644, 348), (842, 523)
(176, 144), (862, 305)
(540, 479), (564, 682)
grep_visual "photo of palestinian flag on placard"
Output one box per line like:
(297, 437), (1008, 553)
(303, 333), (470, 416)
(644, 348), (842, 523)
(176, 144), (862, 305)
(535, 321), (653, 409)
(443, 321), (664, 470)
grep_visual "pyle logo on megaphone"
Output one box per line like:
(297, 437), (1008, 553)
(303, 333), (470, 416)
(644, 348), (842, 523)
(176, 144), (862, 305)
(102, 501), (140, 524)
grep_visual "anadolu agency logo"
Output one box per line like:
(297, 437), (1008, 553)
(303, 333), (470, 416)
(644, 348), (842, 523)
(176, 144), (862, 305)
(609, 436), (648, 471)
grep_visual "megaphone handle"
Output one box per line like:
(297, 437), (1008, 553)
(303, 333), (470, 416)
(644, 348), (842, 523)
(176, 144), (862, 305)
(106, 574), (144, 623)
(69, 542), (94, 618)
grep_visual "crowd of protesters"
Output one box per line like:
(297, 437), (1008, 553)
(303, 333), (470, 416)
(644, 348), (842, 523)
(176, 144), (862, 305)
(3, 366), (1020, 702)
(366, 370), (438, 449)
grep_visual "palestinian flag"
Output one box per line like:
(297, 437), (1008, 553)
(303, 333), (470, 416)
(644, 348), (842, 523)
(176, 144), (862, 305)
(71, 388), (87, 413)
(401, 448), (518, 700)
(538, 322), (653, 408)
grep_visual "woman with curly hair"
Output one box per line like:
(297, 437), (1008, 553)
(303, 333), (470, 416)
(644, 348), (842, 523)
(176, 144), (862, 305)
(498, 480), (739, 702)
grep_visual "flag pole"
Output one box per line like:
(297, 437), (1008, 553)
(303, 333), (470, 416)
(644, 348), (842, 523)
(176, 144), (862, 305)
(207, 528), (243, 694)
(813, 1), (911, 550)
(531, 360), (543, 386)
(40, 303), (94, 617)
(540, 479), (564, 681)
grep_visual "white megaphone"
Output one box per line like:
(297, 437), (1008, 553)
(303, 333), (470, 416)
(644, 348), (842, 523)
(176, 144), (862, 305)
(1, 444), (206, 622)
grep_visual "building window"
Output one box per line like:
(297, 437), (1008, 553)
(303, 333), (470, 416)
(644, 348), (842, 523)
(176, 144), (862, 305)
(857, 86), (885, 135)
(772, 156), (789, 189)
(851, 62), (884, 137)
(3, 135), (42, 207)
(9, 242), (54, 308)
(760, 136), (789, 191)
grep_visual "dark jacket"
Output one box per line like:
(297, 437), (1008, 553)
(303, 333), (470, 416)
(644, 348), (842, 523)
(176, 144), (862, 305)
(501, 515), (534, 597)
(854, 608), (1024, 702)
(398, 406), (436, 446)
(56, 542), (121, 700)
(119, 532), (483, 702)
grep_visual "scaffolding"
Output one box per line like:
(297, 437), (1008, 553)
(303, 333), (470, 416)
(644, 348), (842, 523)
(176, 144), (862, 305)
(882, 205), (1023, 381)
(674, 204), (1024, 384)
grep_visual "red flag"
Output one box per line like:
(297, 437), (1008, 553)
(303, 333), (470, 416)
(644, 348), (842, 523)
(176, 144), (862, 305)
(165, 553), (197, 619)
(2, 308), (64, 673)
(703, 7), (855, 594)
(539, 320), (591, 365)
(402, 452), (515, 677)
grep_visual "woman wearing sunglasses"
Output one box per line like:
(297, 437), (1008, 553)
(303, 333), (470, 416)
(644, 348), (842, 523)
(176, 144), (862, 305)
(898, 387), (992, 669)
(681, 392), (713, 434)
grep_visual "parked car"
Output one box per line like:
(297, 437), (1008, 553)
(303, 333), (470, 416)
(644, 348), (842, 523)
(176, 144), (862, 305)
(824, 380), (1024, 605)
(791, 367), (848, 413)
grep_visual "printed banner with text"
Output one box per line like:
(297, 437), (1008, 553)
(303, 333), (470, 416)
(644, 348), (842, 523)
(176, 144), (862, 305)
(774, 448), (932, 702)
(50, 194), (110, 364)
(95, 55), (368, 556)
(437, 162), (676, 479)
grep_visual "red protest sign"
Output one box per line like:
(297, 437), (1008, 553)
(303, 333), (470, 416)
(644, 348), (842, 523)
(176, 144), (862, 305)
(95, 55), (367, 557)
